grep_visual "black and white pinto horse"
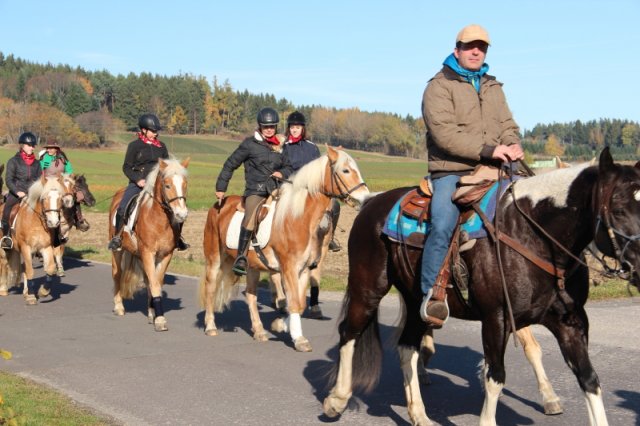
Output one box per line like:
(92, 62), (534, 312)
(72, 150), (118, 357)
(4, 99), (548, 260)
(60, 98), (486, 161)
(324, 148), (639, 425)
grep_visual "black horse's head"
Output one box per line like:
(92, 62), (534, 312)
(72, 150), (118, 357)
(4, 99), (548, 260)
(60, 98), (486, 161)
(593, 148), (640, 291)
(74, 174), (96, 207)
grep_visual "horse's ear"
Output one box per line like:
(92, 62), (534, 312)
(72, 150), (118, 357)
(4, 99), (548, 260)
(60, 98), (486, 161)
(634, 161), (640, 170)
(326, 145), (339, 163)
(159, 159), (168, 170)
(40, 173), (47, 184)
(599, 147), (614, 173)
(181, 157), (191, 168)
(0, 163), (4, 174)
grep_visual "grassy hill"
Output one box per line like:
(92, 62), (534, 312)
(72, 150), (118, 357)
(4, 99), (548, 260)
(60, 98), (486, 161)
(0, 133), (427, 212)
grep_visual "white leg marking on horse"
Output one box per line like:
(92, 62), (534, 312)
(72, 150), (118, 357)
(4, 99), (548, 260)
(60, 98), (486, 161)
(323, 339), (355, 417)
(584, 388), (608, 426)
(480, 375), (503, 426)
(398, 346), (430, 425)
(634, 189), (640, 201)
(288, 313), (302, 340)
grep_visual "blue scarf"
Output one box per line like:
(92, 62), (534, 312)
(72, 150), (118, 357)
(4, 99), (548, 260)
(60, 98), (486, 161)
(443, 53), (489, 93)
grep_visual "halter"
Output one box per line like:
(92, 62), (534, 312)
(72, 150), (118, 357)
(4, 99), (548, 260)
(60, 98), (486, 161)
(150, 174), (188, 217)
(325, 157), (368, 207)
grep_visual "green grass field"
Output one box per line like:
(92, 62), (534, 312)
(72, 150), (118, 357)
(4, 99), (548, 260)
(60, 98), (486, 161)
(0, 132), (427, 212)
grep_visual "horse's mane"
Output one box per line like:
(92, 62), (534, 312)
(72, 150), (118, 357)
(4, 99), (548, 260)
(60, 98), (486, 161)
(26, 177), (65, 210)
(509, 162), (593, 208)
(274, 150), (352, 227)
(141, 157), (188, 206)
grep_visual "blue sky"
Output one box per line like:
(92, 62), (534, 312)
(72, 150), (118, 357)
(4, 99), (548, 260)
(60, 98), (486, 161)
(1, 0), (638, 131)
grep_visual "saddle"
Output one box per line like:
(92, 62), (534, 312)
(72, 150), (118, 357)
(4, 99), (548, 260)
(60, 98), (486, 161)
(235, 195), (274, 226)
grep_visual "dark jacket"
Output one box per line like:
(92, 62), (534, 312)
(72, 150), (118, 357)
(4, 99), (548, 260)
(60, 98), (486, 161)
(422, 66), (520, 178)
(216, 132), (293, 197)
(282, 139), (320, 172)
(5, 151), (42, 196)
(122, 138), (169, 184)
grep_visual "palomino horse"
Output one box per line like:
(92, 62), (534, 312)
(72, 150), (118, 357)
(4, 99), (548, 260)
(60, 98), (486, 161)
(200, 146), (369, 351)
(2, 175), (66, 305)
(324, 148), (637, 425)
(109, 158), (189, 331)
(53, 174), (96, 276)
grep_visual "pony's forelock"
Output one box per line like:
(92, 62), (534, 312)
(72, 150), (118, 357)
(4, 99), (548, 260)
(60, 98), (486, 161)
(141, 158), (188, 203)
(27, 177), (65, 210)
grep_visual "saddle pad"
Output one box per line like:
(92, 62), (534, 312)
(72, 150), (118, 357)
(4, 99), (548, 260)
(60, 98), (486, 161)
(226, 201), (276, 250)
(383, 180), (515, 245)
(382, 191), (430, 247)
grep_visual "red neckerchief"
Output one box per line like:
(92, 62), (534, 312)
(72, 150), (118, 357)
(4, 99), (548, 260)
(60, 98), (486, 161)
(264, 135), (280, 145)
(288, 136), (302, 143)
(137, 132), (162, 148)
(20, 150), (35, 165)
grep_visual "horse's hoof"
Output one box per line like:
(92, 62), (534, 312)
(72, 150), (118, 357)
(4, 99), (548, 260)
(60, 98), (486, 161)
(323, 394), (349, 418)
(113, 306), (125, 316)
(308, 305), (323, 319)
(271, 318), (286, 333)
(154, 316), (168, 332)
(56, 267), (65, 277)
(38, 287), (51, 298)
(544, 401), (563, 415)
(25, 295), (38, 305)
(252, 329), (269, 342)
(294, 336), (312, 352)
(205, 328), (218, 337)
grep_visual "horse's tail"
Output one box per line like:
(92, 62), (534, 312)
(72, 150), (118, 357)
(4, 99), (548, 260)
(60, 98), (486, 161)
(118, 251), (144, 299)
(6, 250), (22, 287)
(200, 204), (238, 312)
(332, 291), (384, 394)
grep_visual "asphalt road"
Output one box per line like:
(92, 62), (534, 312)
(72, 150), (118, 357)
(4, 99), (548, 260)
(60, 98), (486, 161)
(1, 258), (639, 425)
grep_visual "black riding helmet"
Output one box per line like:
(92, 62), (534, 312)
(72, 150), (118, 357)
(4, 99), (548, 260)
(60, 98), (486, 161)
(257, 107), (279, 126)
(138, 113), (162, 132)
(287, 111), (306, 126)
(18, 132), (37, 146)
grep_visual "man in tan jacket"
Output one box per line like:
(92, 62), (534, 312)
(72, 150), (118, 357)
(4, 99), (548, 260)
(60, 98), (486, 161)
(419, 24), (524, 325)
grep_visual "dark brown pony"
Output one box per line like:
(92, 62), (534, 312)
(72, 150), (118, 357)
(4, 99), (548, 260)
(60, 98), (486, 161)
(109, 158), (189, 331)
(199, 146), (369, 351)
(324, 148), (637, 425)
(4, 175), (66, 305)
(54, 174), (96, 276)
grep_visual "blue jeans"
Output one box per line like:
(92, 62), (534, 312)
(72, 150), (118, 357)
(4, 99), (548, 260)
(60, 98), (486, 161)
(420, 175), (460, 295)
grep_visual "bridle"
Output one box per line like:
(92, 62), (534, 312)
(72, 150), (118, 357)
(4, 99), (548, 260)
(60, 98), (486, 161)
(325, 157), (368, 207)
(593, 179), (640, 276)
(150, 174), (187, 216)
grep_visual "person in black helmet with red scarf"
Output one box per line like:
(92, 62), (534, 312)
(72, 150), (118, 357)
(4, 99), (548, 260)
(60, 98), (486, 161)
(107, 113), (189, 252)
(1, 132), (42, 250)
(215, 107), (293, 276)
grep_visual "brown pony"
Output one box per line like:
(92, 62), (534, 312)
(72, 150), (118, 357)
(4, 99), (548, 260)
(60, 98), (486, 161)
(53, 174), (96, 276)
(4, 175), (66, 305)
(109, 158), (189, 331)
(199, 146), (369, 351)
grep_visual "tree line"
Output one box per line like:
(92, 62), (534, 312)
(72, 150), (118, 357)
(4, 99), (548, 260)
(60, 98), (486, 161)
(0, 51), (638, 160)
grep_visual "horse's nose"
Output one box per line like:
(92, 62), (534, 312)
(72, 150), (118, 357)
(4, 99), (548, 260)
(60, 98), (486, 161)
(175, 208), (188, 223)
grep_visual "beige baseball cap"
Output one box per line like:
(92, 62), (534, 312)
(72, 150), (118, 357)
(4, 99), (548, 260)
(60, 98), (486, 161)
(456, 24), (491, 45)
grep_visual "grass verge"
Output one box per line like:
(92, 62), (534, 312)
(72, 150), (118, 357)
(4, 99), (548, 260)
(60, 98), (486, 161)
(0, 371), (116, 425)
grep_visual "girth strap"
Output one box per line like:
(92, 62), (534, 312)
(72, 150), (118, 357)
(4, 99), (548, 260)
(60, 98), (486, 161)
(251, 236), (280, 273)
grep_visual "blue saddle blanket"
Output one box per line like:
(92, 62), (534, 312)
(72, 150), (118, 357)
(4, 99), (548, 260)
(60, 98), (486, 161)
(382, 181), (513, 245)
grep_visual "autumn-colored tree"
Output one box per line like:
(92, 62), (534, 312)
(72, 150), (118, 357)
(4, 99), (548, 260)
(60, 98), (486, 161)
(621, 123), (639, 146)
(75, 110), (125, 146)
(544, 134), (565, 157)
(168, 105), (188, 134)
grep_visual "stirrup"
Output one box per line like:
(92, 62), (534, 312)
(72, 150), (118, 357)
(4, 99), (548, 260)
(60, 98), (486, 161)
(419, 296), (449, 329)
(0, 236), (13, 250)
(232, 256), (248, 276)
(328, 239), (341, 252)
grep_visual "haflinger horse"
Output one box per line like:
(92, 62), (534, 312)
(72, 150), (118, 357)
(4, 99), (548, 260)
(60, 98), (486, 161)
(54, 174), (96, 276)
(200, 146), (369, 352)
(3, 175), (66, 305)
(324, 148), (639, 425)
(109, 158), (189, 332)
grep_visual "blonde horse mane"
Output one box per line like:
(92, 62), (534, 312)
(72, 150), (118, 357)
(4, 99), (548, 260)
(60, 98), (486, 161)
(140, 157), (188, 207)
(26, 176), (65, 210)
(274, 150), (351, 227)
